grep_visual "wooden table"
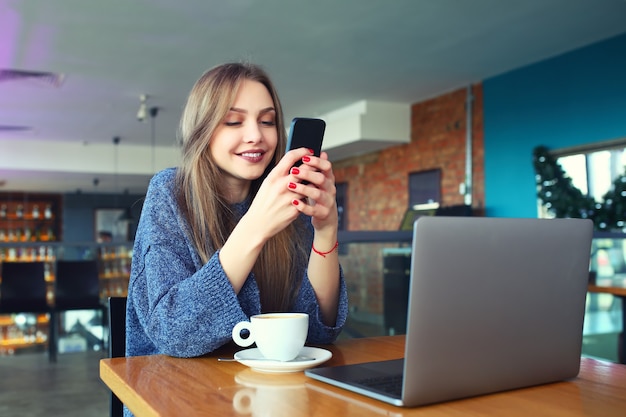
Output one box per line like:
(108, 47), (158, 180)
(588, 280), (626, 364)
(100, 335), (626, 417)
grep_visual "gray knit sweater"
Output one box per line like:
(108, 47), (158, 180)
(125, 168), (348, 358)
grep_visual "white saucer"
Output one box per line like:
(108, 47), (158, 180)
(234, 346), (332, 373)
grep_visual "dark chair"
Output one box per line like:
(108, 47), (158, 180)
(382, 250), (411, 335)
(54, 260), (102, 310)
(51, 260), (106, 361)
(0, 261), (54, 361)
(108, 296), (127, 417)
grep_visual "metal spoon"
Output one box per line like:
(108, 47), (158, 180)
(218, 355), (315, 362)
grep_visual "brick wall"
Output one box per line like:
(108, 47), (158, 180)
(334, 84), (485, 230)
(335, 85), (485, 320)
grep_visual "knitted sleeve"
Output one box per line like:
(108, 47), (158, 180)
(126, 169), (260, 357)
(295, 265), (349, 344)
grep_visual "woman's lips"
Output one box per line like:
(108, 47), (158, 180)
(238, 151), (264, 163)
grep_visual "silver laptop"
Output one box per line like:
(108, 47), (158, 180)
(305, 216), (593, 407)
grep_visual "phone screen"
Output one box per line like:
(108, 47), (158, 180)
(285, 118), (326, 165)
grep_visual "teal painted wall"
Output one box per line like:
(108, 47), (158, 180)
(483, 33), (626, 218)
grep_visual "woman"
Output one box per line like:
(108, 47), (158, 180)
(126, 62), (348, 358)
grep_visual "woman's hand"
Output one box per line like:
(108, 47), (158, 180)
(219, 147), (340, 303)
(219, 147), (314, 293)
(287, 150), (339, 234)
(288, 149), (340, 326)
(242, 148), (325, 239)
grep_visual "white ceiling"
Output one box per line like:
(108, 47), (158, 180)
(1, 0), (626, 194)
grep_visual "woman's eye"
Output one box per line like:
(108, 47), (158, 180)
(260, 120), (276, 126)
(224, 121), (241, 127)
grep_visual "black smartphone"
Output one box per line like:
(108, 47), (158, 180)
(285, 117), (326, 167)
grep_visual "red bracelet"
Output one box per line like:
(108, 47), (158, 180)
(312, 240), (339, 258)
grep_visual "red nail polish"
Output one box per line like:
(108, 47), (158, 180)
(291, 167), (300, 175)
(288, 182), (297, 189)
(292, 199), (300, 206)
(302, 156), (311, 163)
(308, 148), (314, 154)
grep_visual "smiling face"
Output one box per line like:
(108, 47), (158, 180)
(209, 79), (278, 202)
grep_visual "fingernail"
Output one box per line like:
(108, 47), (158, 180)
(288, 182), (297, 189)
(308, 148), (314, 154)
(302, 156), (311, 163)
(290, 167), (300, 175)
(292, 199), (300, 206)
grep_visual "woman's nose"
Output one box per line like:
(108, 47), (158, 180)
(244, 122), (262, 143)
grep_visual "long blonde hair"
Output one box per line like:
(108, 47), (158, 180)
(176, 62), (306, 312)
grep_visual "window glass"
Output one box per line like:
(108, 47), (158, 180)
(408, 169), (441, 209)
(549, 140), (626, 209)
(558, 154), (588, 195)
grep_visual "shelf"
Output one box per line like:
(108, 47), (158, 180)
(0, 238), (132, 353)
(0, 313), (50, 355)
(0, 316), (14, 326)
(1, 194), (116, 356)
(100, 274), (130, 280)
(0, 216), (56, 222)
(0, 337), (48, 347)
(0, 315), (49, 324)
(1, 194), (61, 244)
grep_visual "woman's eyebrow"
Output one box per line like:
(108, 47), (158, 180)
(229, 107), (276, 114)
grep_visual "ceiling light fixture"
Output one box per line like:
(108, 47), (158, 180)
(137, 94), (148, 122)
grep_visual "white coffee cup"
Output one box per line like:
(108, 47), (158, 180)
(232, 313), (308, 361)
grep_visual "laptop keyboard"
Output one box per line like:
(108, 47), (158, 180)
(355, 373), (403, 397)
